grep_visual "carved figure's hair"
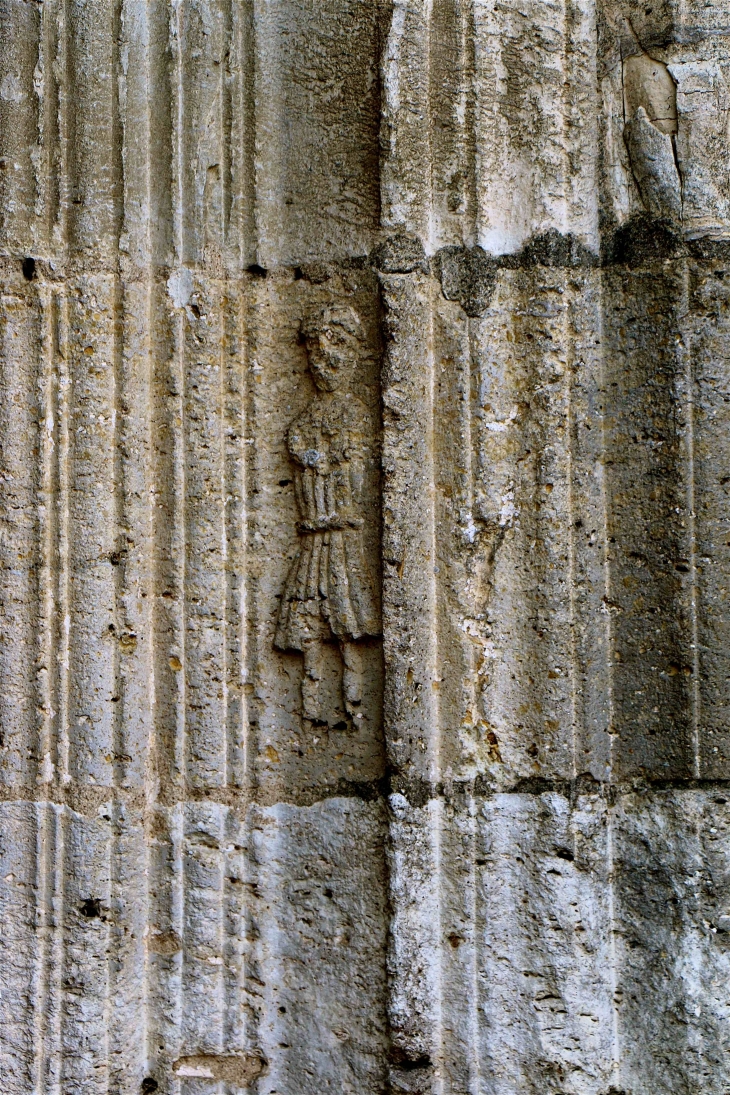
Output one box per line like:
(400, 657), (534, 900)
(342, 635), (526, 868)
(301, 304), (364, 346)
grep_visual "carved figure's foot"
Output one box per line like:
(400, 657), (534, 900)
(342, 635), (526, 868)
(301, 677), (325, 723)
(343, 689), (362, 719)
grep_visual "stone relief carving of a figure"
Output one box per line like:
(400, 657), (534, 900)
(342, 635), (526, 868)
(275, 304), (380, 726)
(623, 52), (682, 221)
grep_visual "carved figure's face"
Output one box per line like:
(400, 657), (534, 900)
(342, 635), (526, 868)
(305, 326), (355, 392)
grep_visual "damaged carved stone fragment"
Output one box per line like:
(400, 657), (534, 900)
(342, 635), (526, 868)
(623, 52), (683, 220)
(275, 305), (381, 728)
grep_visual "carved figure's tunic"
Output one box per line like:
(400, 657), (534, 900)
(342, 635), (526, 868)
(275, 392), (380, 651)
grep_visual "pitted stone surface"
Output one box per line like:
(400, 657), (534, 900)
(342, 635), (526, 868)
(2, 1), (730, 1093)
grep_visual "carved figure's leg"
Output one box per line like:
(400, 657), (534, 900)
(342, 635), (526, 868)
(301, 640), (326, 723)
(341, 641), (363, 718)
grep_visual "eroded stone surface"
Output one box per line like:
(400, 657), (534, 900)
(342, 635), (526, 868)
(2, 1), (730, 1093)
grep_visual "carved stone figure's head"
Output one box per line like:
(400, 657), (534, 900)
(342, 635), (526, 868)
(301, 304), (364, 392)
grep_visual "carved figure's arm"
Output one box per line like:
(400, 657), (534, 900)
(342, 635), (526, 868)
(349, 443), (365, 503)
(293, 464), (306, 520)
(347, 405), (374, 506)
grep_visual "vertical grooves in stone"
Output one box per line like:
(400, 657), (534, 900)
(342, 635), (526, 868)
(107, 264), (125, 1090)
(56, 290), (71, 788)
(426, 286), (445, 1083)
(249, 0), (280, 266)
(55, 0), (70, 257)
(0, 287), (39, 785)
(38, 0), (60, 249)
(38, 291), (56, 788)
(170, 0), (187, 793)
(32, 805), (53, 1093)
(141, 277), (156, 1089)
(58, 3), (122, 1088)
(681, 267), (702, 778)
(112, 284), (152, 1093)
(183, 285), (226, 791)
(433, 306), (478, 767)
(140, 9), (158, 1078)
(465, 324), (483, 1087)
(225, 289), (247, 792)
(380, 1), (430, 240)
(381, 273), (443, 1073)
(45, 293), (69, 1084)
(465, 318), (487, 744)
(564, 296), (580, 779)
(65, 277), (117, 784)
(32, 287), (59, 1092)
(220, 0), (233, 257)
(143, 7), (180, 1059)
(117, 4), (159, 1084)
(219, 291), (230, 790)
(0, 805), (36, 1092)
(66, 0), (123, 777)
(464, 0), (478, 248)
(47, 807), (65, 1095)
(166, 9), (189, 1070)
(236, 0), (257, 264)
(593, 49), (621, 1076)
(467, 322), (485, 1089)
(223, 816), (247, 1057)
(606, 798), (621, 1088)
(146, 2), (175, 798)
(219, 5), (233, 792)
(180, 288), (229, 1049)
(146, 804), (182, 1085)
(228, 1), (252, 798)
(467, 793), (480, 1094)
(0, 0), (39, 252)
(429, 0), (477, 247)
(171, 804), (185, 1067)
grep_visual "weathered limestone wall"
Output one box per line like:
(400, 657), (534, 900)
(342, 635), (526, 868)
(2, 1), (730, 1093)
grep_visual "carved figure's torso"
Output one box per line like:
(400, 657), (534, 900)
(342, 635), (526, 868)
(288, 392), (369, 532)
(275, 390), (380, 650)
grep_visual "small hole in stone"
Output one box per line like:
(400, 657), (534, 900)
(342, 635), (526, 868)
(190, 303), (201, 318)
(22, 257), (36, 281)
(247, 263), (267, 278)
(141, 1080), (159, 1094)
(79, 897), (102, 919)
(279, 1006), (287, 1014)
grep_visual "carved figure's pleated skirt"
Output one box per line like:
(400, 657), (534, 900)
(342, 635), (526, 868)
(275, 529), (380, 649)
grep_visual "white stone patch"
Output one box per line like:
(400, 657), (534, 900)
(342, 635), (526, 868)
(166, 267), (194, 309)
(0, 74), (25, 103)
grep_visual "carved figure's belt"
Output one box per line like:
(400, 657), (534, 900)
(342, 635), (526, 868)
(298, 517), (364, 533)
